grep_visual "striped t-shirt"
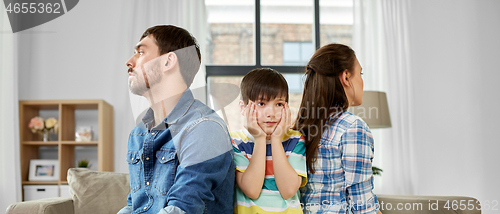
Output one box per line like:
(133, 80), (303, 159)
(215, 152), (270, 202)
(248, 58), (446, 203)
(231, 129), (307, 214)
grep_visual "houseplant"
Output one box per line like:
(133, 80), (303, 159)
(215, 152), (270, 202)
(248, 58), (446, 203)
(78, 159), (91, 168)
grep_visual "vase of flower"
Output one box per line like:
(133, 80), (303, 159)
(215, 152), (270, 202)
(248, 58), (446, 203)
(42, 130), (49, 142)
(28, 116), (58, 142)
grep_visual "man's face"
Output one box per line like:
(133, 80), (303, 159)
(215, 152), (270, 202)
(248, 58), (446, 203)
(126, 35), (163, 96)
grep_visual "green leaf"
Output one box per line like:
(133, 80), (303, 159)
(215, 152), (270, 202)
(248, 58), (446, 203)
(372, 166), (383, 176)
(78, 159), (89, 168)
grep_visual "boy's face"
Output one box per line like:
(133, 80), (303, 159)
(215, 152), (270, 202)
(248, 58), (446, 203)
(248, 96), (287, 136)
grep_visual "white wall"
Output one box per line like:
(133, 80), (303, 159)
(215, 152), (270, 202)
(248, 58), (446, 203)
(408, 0), (500, 211)
(17, 0), (148, 174)
(16, 0), (207, 176)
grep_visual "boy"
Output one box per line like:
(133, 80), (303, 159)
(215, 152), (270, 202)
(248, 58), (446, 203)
(231, 68), (307, 213)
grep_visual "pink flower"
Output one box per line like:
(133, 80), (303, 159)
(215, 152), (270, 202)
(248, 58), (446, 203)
(28, 116), (45, 133)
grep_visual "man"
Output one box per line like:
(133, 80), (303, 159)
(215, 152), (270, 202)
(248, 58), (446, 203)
(118, 25), (235, 214)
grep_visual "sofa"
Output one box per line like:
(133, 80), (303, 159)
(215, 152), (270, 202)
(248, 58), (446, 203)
(7, 168), (130, 214)
(6, 168), (481, 214)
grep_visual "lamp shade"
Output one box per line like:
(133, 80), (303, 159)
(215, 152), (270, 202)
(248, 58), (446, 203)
(348, 91), (391, 129)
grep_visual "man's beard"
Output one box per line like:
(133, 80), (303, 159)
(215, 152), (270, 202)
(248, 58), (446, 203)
(128, 63), (162, 95)
(128, 68), (146, 95)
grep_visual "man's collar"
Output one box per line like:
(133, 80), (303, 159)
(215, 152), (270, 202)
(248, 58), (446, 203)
(141, 108), (155, 130)
(165, 88), (195, 125)
(141, 89), (195, 129)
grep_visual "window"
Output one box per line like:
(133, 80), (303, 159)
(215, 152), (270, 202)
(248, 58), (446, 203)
(206, 0), (255, 65)
(205, 0), (353, 131)
(283, 42), (314, 66)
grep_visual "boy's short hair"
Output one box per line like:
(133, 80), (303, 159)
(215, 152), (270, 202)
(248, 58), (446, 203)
(240, 68), (289, 105)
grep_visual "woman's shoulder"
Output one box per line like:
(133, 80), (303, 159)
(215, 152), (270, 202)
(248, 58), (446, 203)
(334, 111), (369, 130)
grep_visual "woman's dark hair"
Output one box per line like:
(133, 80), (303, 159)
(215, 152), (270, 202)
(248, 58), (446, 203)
(294, 43), (356, 173)
(240, 68), (289, 105)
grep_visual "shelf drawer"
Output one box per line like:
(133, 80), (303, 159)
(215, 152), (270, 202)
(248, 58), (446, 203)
(23, 185), (59, 201)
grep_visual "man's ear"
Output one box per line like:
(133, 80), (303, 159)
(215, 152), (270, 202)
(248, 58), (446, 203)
(163, 52), (178, 72)
(239, 100), (246, 116)
(339, 70), (351, 88)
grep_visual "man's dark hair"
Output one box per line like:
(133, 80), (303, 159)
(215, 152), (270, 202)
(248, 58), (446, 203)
(140, 25), (201, 87)
(240, 68), (289, 105)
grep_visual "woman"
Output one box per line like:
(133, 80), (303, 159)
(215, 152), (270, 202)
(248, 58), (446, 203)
(295, 43), (382, 214)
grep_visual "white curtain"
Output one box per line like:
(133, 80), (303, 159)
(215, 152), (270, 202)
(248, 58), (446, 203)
(353, 0), (416, 195)
(125, 1), (208, 123)
(380, 0), (417, 195)
(352, 0), (388, 193)
(0, 5), (22, 211)
(353, 0), (387, 92)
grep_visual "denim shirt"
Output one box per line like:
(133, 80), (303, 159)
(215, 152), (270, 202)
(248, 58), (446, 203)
(118, 89), (235, 214)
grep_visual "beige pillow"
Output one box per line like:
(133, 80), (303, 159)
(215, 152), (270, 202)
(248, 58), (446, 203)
(67, 168), (130, 214)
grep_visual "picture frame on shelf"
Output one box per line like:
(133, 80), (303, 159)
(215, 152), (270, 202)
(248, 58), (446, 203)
(29, 159), (59, 181)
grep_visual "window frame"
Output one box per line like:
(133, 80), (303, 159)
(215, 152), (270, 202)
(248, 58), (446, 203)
(205, 0), (321, 77)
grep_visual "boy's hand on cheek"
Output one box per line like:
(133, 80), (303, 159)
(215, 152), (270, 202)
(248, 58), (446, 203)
(271, 103), (290, 142)
(244, 101), (266, 141)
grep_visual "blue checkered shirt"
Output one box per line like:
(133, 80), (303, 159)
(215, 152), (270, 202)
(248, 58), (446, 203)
(301, 111), (379, 214)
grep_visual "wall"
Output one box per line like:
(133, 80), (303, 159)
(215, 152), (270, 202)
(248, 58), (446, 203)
(408, 0), (500, 211)
(17, 0), (159, 174)
(17, 0), (206, 175)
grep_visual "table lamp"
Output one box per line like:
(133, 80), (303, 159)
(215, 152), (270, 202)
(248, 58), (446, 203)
(349, 91), (391, 129)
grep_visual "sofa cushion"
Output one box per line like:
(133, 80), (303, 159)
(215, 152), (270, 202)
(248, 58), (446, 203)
(67, 168), (130, 214)
(6, 197), (74, 214)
